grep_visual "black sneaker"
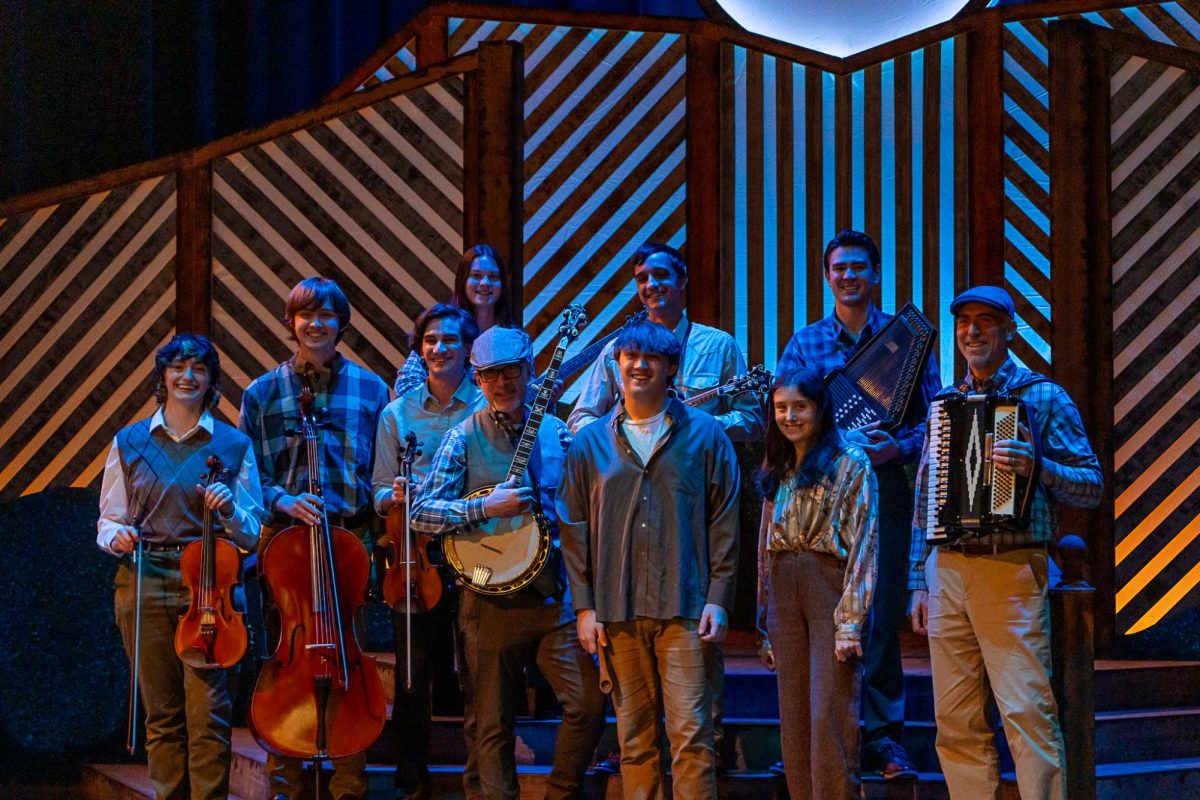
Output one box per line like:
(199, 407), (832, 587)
(870, 739), (918, 780)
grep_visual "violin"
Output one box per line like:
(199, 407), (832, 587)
(249, 385), (386, 762)
(175, 455), (248, 669)
(382, 432), (443, 614)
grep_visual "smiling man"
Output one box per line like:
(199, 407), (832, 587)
(98, 333), (263, 800)
(409, 326), (605, 800)
(237, 276), (390, 800)
(558, 319), (741, 800)
(568, 242), (761, 442)
(908, 285), (1102, 800)
(776, 230), (940, 779)
(371, 303), (484, 800)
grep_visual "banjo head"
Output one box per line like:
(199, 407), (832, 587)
(444, 485), (552, 595)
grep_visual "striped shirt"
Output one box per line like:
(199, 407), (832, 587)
(764, 443), (879, 640)
(776, 305), (942, 463)
(907, 358), (1103, 591)
(238, 353), (390, 522)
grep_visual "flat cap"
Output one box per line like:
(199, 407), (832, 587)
(950, 285), (1016, 318)
(470, 326), (533, 370)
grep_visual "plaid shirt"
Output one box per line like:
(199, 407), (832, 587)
(239, 353), (390, 522)
(410, 407), (573, 533)
(393, 349), (428, 398)
(777, 305), (942, 463)
(907, 358), (1103, 590)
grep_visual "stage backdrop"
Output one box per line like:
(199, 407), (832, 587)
(3, 1), (1200, 657)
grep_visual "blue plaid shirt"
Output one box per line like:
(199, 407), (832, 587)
(907, 358), (1103, 590)
(777, 306), (942, 463)
(410, 409), (573, 533)
(239, 354), (390, 523)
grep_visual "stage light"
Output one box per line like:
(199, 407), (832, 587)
(713, 1), (970, 57)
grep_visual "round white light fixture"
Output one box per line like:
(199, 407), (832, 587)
(714, 0), (971, 57)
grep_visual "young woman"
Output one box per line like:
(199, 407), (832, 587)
(756, 366), (879, 800)
(394, 243), (514, 396)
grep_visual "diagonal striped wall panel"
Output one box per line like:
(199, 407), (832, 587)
(0, 176), (177, 499)
(211, 80), (465, 407)
(449, 19), (687, 400)
(724, 41), (962, 383)
(1004, 3), (1200, 374)
(1109, 50), (1200, 637)
(1003, 18), (1053, 374)
(358, 37), (417, 91)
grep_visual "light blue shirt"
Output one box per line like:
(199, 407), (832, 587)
(371, 374), (486, 515)
(567, 313), (763, 442)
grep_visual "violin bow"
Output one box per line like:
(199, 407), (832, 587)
(126, 537), (144, 754)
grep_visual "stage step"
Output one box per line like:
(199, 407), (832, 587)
(80, 654), (1200, 799)
(80, 763), (249, 800)
(80, 736), (1200, 800)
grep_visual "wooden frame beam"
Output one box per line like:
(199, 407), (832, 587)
(175, 159), (213, 335)
(463, 40), (525, 324)
(686, 34), (723, 328)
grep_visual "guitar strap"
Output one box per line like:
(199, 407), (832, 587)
(673, 318), (692, 395)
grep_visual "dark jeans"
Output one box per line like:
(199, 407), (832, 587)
(390, 595), (460, 793)
(861, 461), (913, 751)
(459, 588), (606, 800)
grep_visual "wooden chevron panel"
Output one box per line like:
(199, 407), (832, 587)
(1003, 4), (1200, 374)
(1109, 49), (1200, 636)
(211, 80), (465, 408)
(449, 18), (687, 400)
(0, 175), (177, 499)
(723, 41), (963, 383)
(358, 37), (417, 90)
(1002, 18), (1053, 374)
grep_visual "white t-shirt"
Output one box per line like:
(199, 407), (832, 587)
(621, 408), (672, 464)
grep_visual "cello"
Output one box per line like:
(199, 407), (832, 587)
(382, 432), (444, 689)
(175, 455), (248, 669)
(249, 385), (386, 767)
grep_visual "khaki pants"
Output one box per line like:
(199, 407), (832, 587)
(606, 617), (717, 800)
(115, 553), (233, 800)
(927, 547), (1065, 800)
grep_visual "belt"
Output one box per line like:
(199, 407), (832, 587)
(141, 542), (188, 553)
(939, 541), (1045, 556)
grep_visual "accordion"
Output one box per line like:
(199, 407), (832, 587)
(924, 394), (1036, 545)
(826, 302), (935, 431)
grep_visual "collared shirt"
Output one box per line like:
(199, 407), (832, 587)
(96, 409), (264, 555)
(371, 374), (486, 515)
(567, 313), (763, 442)
(777, 305), (942, 463)
(238, 353), (390, 522)
(410, 407), (574, 533)
(557, 398), (741, 623)
(907, 358), (1103, 590)
(764, 443), (878, 640)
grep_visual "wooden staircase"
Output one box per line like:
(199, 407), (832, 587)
(75, 646), (1200, 799)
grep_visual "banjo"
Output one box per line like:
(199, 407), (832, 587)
(440, 304), (588, 596)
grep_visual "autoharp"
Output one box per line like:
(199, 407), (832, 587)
(924, 393), (1037, 545)
(825, 302), (935, 431)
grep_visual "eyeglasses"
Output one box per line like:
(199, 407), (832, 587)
(475, 363), (523, 384)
